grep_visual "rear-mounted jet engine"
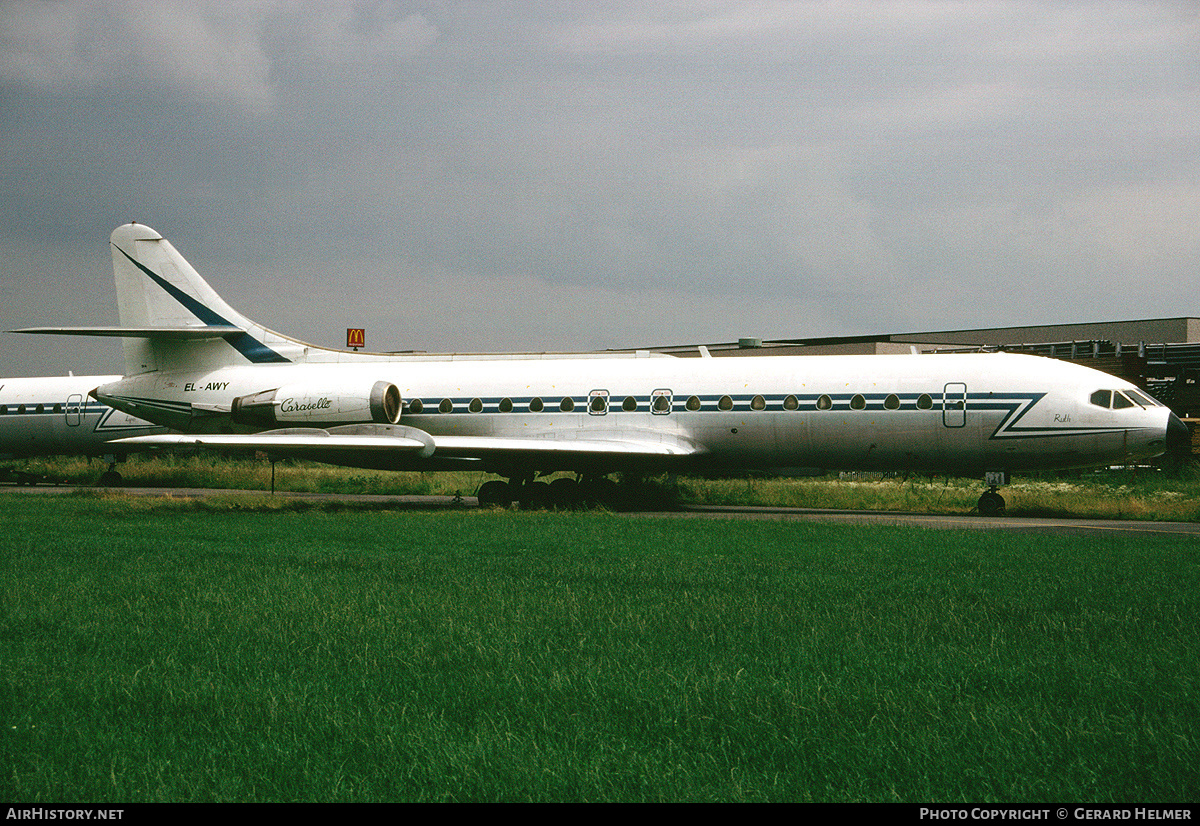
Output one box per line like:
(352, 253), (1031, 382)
(231, 380), (401, 427)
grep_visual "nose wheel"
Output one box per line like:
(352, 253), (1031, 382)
(977, 487), (1006, 516)
(96, 457), (124, 487)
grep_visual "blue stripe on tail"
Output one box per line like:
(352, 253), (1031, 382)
(114, 245), (290, 364)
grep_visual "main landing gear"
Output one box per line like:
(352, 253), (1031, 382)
(976, 471), (1009, 516)
(476, 474), (626, 510)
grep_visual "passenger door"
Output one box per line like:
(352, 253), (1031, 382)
(942, 383), (967, 428)
(66, 394), (83, 427)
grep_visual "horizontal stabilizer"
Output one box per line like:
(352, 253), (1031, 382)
(12, 326), (243, 339)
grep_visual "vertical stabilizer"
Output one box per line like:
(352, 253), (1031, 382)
(109, 223), (302, 374)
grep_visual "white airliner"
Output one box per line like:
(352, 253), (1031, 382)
(15, 223), (1189, 514)
(0, 373), (163, 482)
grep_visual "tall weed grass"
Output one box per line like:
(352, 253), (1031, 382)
(7, 454), (1200, 521)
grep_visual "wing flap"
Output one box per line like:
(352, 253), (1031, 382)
(111, 431), (432, 453)
(431, 433), (701, 457)
(110, 426), (703, 461)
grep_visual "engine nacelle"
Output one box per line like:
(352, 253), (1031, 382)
(231, 380), (401, 427)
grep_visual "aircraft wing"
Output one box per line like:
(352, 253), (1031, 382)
(429, 433), (700, 457)
(111, 431), (433, 453)
(109, 425), (704, 462)
(111, 425), (436, 457)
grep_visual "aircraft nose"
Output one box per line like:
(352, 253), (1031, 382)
(1166, 412), (1191, 457)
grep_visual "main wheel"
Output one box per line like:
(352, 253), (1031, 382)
(548, 477), (582, 509)
(518, 480), (551, 510)
(579, 476), (619, 509)
(476, 480), (512, 508)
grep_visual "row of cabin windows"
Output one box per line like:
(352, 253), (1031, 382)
(0, 394), (939, 416)
(0, 403), (64, 415)
(815, 393), (934, 411)
(405, 392), (938, 414)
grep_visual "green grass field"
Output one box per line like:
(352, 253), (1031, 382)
(2, 493), (1196, 802)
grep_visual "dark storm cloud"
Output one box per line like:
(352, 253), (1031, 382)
(2, 1), (1197, 375)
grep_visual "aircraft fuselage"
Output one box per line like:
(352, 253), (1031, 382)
(95, 351), (1174, 477)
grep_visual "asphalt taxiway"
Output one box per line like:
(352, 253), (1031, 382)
(6, 484), (1199, 537)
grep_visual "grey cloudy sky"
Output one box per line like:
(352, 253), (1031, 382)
(2, 0), (1197, 377)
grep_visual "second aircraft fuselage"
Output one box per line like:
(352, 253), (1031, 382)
(0, 375), (163, 460)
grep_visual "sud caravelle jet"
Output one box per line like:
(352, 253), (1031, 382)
(0, 373), (164, 483)
(15, 223), (1190, 514)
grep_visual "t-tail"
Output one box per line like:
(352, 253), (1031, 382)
(109, 223), (301, 373)
(15, 223), (307, 374)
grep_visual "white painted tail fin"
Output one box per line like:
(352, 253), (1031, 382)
(109, 223), (302, 374)
(111, 223), (248, 331)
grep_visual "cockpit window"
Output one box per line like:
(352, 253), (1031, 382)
(1112, 392), (1135, 410)
(1125, 389), (1161, 408)
(1091, 389), (1159, 410)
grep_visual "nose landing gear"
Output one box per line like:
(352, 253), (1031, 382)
(96, 454), (124, 487)
(977, 488), (1006, 516)
(977, 471), (1009, 516)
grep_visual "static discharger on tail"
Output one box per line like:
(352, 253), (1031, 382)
(13, 223), (1190, 513)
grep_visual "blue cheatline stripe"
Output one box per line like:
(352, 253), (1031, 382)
(402, 393), (962, 414)
(113, 245), (290, 364)
(94, 409), (159, 432)
(99, 394), (194, 419)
